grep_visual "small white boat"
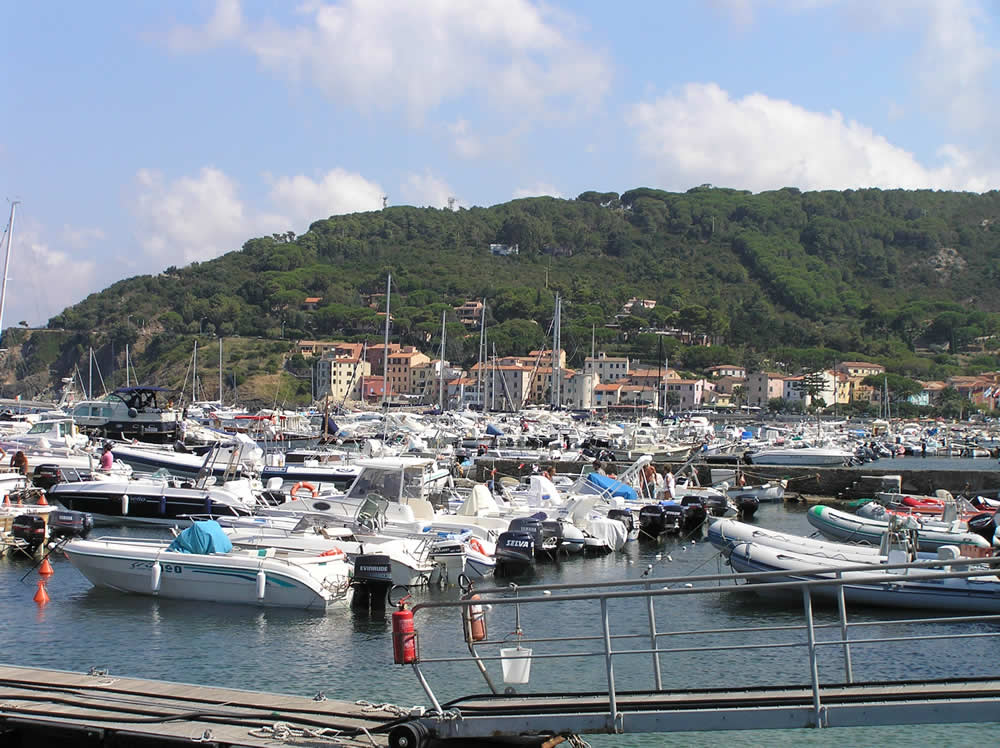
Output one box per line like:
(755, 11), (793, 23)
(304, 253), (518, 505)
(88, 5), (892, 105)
(747, 446), (854, 466)
(64, 521), (352, 609)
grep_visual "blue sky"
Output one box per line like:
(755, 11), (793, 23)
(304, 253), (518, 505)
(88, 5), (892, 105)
(2, 0), (998, 326)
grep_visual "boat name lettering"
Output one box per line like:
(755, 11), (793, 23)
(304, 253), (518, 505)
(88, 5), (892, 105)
(505, 540), (532, 548)
(129, 561), (183, 574)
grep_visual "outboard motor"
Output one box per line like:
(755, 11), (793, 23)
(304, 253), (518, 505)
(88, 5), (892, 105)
(607, 508), (636, 539)
(508, 517), (544, 552)
(639, 504), (674, 538)
(703, 494), (730, 517)
(47, 510), (94, 541)
(351, 554), (393, 611)
(967, 512), (997, 542)
(11, 515), (47, 552)
(540, 520), (564, 558)
(734, 495), (760, 520)
(679, 496), (708, 532)
(32, 464), (66, 491)
(494, 531), (536, 577)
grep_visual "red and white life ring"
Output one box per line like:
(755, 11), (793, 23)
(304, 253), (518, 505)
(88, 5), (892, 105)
(290, 481), (318, 499)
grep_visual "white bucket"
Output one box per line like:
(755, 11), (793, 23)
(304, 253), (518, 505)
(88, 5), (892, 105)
(500, 646), (532, 684)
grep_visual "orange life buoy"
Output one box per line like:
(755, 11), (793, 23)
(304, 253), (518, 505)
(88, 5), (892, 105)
(290, 481), (318, 499)
(319, 548), (344, 558)
(468, 538), (486, 556)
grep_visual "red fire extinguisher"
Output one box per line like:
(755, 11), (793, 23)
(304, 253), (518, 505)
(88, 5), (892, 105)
(392, 597), (418, 664)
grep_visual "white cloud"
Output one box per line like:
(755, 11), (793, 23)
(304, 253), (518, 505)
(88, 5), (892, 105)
(513, 184), (564, 199)
(61, 225), (106, 249)
(166, 0), (610, 122)
(400, 172), (456, 209)
(268, 169), (384, 225)
(131, 166), (386, 271)
(627, 83), (1000, 192)
(713, 0), (1000, 131)
(165, 0), (243, 51)
(132, 167), (255, 266)
(447, 119), (483, 160)
(3, 218), (99, 327)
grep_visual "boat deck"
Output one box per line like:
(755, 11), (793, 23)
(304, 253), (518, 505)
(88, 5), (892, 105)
(0, 664), (393, 747)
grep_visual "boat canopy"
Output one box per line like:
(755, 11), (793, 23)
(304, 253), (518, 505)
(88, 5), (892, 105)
(167, 521), (233, 554)
(585, 472), (638, 501)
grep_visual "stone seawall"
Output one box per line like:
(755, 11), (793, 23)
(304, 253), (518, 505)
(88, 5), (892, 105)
(473, 459), (1000, 498)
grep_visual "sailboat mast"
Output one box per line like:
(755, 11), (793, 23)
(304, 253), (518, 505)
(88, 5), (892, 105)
(0, 201), (19, 347)
(193, 340), (198, 402)
(219, 338), (223, 404)
(477, 299), (486, 411)
(382, 273), (391, 409)
(438, 310), (446, 411)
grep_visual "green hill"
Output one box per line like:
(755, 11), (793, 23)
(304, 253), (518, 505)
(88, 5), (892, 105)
(5, 186), (1000, 404)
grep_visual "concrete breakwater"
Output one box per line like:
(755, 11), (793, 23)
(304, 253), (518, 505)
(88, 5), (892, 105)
(473, 458), (1000, 499)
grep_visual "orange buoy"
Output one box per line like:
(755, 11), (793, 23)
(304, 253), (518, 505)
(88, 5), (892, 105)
(33, 580), (50, 605)
(37, 494), (49, 506)
(39, 557), (54, 577)
(2, 494), (9, 508)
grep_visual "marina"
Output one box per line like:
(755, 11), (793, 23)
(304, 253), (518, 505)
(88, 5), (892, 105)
(4, 491), (1000, 746)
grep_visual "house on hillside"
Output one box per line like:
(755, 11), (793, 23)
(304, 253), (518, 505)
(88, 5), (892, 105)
(490, 243), (519, 256)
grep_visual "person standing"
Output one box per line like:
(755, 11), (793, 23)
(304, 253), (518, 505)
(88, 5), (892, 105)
(99, 442), (114, 472)
(665, 469), (676, 499)
(9, 450), (28, 476)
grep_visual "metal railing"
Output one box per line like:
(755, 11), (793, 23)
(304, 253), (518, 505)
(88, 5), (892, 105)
(400, 554), (1000, 739)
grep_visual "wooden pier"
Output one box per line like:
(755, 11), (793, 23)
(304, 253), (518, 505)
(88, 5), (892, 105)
(0, 664), (395, 747)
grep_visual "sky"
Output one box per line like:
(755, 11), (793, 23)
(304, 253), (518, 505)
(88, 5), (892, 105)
(2, 0), (999, 327)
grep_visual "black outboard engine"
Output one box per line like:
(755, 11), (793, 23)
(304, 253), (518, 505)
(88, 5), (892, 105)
(508, 517), (544, 552)
(351, 554), (393, 610)
(607, 508), (636, 538)
(32, 464), (66, 491)
(540, 520), (564, 558)
(679, 496), (708, 532)
(48, 510), (94, 541)
(703, 494), (730, 517)
(734, 495), (760, 520)
(494, 531), (536, 577)
(11, 515), (47, 552)
(639, 504), (677, 538)
(967, 512), (997, 542)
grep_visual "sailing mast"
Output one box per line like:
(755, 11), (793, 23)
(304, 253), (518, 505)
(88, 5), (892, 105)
(382, 273), (391, 409)
(0, 201), (19, 347)
(438, 310), (446, 411)
(218, 337), (223, 404)
(477, 299), (487, 411)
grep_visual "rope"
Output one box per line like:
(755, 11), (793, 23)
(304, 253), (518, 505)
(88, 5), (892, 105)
(247, 721), (376, 745)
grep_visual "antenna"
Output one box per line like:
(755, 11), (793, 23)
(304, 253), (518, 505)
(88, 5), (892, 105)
(382, 196), (388, 209)
(447, 196), (456, 211)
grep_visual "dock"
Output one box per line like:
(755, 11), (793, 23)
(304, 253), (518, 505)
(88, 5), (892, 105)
(0, 664), (394, 747)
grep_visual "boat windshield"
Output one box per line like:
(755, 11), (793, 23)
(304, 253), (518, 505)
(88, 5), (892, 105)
(345, 468), (403, 501)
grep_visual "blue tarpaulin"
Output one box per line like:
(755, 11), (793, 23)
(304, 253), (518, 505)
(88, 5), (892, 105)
(486, 424), (504, 436)
(586, 472), (638, 501)
(166, 520), (233, 554)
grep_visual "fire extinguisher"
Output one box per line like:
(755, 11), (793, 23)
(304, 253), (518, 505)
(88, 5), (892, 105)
(392, 596), (418, 664)
(463, 594), (487, 643)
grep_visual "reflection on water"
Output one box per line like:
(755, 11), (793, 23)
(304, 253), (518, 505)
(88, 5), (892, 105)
(1, 503), (998, 745)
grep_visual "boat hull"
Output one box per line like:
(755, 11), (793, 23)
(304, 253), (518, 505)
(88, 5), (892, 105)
(64, 539), (350, 609)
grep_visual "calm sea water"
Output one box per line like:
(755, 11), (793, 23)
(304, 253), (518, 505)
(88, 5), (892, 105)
(3, 478), (999, 745)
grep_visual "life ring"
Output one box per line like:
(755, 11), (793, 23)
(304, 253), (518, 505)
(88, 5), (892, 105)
(319, 548), (344, 558)
(290, 481), (318, 499)
(468, 538), (486, 556)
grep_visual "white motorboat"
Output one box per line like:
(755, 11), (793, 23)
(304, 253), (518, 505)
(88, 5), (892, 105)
(63, 521), (352, 609)
(48, 473), (264, 526)
(747, 446), (854, 466)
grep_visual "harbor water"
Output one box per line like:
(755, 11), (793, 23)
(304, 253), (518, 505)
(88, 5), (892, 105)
(3, 486), (1000, 745)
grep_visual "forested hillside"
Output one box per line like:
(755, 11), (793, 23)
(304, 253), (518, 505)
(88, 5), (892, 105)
(6, 186), (1000, 403)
